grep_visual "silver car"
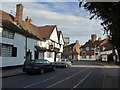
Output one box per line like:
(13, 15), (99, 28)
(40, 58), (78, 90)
(55, 59), (72, 68)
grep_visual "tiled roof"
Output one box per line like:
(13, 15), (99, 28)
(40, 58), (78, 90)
(100, 42), (113, 51)
(38, 25), (56, 39)
(80, 50), (94, 55)
(0, 9), (44, 40)
(81, 39), (105, 48)
(64, 43), (76, 48)
(0, 10), (14, 22)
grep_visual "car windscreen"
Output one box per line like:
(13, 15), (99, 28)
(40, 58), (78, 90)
(35, 60), (43, 64)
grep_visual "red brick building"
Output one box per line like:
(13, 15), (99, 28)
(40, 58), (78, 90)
(62, 40), (80, 60)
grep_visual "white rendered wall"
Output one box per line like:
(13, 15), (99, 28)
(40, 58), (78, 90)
(27, 38), (37, 59)
(80, 55), (96, 61)
(0, 27), (2, 67)
(44, 51), (55, 62)
(49, 28), (58, 43)
(1, 32), (26, 67)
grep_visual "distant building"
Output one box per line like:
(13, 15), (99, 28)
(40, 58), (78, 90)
(100, 42), (113, 61)
(80, 34), (117, 61)
(63, 37), (70, 46)
(62, 40), (80, 60)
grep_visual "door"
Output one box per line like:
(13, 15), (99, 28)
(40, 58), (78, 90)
(54, 52), (57, 62)
(26, 51), (32, 60)
(44, 60), (52, 71)
(34, 51), (39, 59)
(39, 52), (44, 59)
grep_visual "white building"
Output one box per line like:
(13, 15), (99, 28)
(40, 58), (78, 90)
(35, 26), (64, 62)
(0, 4), (64, 67)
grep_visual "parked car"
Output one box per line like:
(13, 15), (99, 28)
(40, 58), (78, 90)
(22, 59), (56, 74)
(55, 59), (72, 68)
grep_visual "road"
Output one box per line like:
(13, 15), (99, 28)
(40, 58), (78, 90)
(2, 61), (120, 89)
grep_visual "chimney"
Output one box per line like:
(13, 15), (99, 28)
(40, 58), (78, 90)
(25, 16), (29, 22)
(91, 34), (97, 42)
(76, 40), (79, 44)
(15, 4), (23, 22)
(98, 37), (102, 41)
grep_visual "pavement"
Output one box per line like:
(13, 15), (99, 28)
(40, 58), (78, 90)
(1, 66), (25, 78)
(1, 60), (120, 89)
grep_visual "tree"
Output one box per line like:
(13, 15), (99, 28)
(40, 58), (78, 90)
(80, 2), (120, 63)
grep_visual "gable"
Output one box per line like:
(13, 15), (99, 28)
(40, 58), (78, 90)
(59, 33), (64, 45)
(38, 25), (56, 39)
(49, 27), (58, 43)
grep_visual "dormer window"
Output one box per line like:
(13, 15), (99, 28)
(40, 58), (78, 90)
(2, 29), (14, 39)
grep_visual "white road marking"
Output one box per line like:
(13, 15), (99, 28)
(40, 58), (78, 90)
(72, 69), (94, 89)
(46, 68), (87, 88)
(23, 76), (56, 88)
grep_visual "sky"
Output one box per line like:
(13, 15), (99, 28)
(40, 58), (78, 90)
(1, 1), (106, 45)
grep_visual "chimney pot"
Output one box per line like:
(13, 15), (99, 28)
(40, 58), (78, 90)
(76, 40), (79, 44)
(98, 37), (102, 41)
(25, 16), (29, 22)
(91, 34), (97, 42)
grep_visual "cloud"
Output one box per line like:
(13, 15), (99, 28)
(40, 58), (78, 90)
(1, 2), (106, 45)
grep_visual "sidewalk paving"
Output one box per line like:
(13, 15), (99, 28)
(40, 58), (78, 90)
(1, 66), (25, 78)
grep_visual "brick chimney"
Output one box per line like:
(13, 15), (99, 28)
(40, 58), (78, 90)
(15, 4), (23, 22)
(91, 34), (97, 42)
(76, 40), (79, 44)
(98, 37), (102, 41)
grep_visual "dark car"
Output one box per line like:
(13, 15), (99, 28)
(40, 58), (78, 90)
(22, 59), (55, 74)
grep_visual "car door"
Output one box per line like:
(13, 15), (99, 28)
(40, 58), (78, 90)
(42, 60), (48, 71)
(45, 60), (53, 70)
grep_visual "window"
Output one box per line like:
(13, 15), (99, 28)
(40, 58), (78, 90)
(82, 55), (86, 58)
(89, 55), (92, 59)
(0, 44), (12, 57)
(82, 52), (86, 58)
(12, 47), (17, 57)
(47, 52), (53, 58)
(2, 29), (14, 39)
(89, 47), (93, 51)
(35, 60), (43, 64)
(45, 60), (51, 64)
(0, 44), (17, 57)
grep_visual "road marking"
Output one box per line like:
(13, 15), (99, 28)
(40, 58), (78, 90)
(23, 76), (56, 88)
(46, 68), (87, 88)
(72, 65), (120, 68)
(72, 69), (94, 89)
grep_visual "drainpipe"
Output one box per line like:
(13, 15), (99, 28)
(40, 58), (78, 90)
(25, 36), (27, 61)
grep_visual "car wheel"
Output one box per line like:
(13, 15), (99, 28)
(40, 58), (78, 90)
(40, 69), (44, 74)
(26, 72), (31, 74)
(65, 65), (67, 68)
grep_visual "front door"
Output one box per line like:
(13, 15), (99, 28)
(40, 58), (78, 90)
(26, 51), (32, 60)
(54, 52), (57, 62)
